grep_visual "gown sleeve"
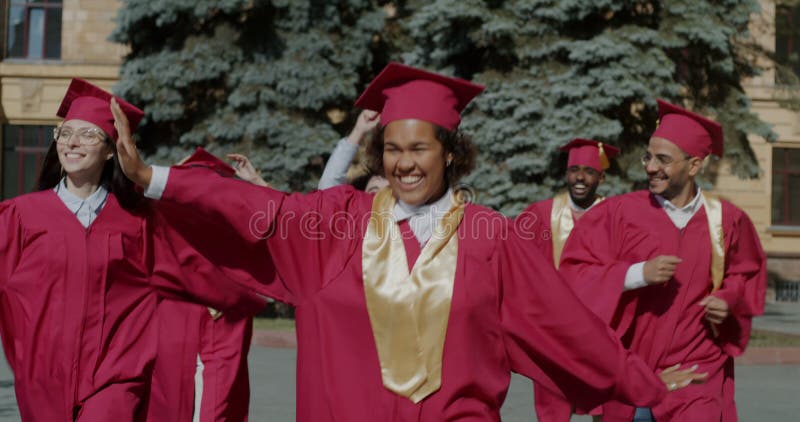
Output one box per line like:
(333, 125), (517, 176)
(150, 161), (363, 308)
(515, 200), (552, 256)
(0, 202), (21, 289)
(500, 221), (667, 411)
(558, 201), (640, 333)
(711, 208), (767, 356)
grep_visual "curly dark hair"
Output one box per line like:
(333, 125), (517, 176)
(364, 123), (477, 187)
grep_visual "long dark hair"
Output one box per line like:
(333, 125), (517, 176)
(37, 137), (146, 213)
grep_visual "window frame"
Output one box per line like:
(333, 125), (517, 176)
(3, 0), (63, 60)
(1, 124), (52, 199)
(771, 146), (800, 227)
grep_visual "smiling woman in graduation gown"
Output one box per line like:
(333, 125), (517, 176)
(113, 63), (699, 421)
(0, 79), (265, 421)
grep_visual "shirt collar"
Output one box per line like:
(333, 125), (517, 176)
(655, 187), (703, 213)
(393, 188), (454, 223)
(54, 178), (109, 215)
(567, 194), (597, 212)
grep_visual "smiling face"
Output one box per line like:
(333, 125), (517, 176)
(55, 119), (113, 184)
(565, 165), (603, 208)
(644, 136), (701, 200)
(382, 119), (453, 206)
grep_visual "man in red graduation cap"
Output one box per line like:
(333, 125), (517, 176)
(559, 99), (767, 421)
(518, 138), (621, 271)
(518, 139), (620, 422)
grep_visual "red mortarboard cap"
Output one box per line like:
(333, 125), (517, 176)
(56, 78), (144, 140)
(354, 62), (485, 131)
(178, 147), (236, 178)
(559, 138), (621, 172)
(651, 99), (723, 158)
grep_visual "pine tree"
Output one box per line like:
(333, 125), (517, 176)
(111, 0), (386, 191)
(396, 0), (775, 214)
(111, 0), (774, 214)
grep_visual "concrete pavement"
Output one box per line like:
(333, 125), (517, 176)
(753, 301), (800, 335)
(246, 347), (800, 421)
(1, 346), (799, 420)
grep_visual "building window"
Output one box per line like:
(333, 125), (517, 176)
(5, 0), (62, 59)
(772, 147), (800, 226)
(776, 4), (800, 82)
(2, 125), (51, 199)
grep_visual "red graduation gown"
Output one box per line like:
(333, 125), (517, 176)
(147, 300), (252, 422)
(0, 190), (265, 421)
(154, 164), (669, 422)
(518, 198), (587, 421)
(517, 198), (556, 263)
(559, 191), (766, 421)
(519, 198), (602, 421)
(0, 191), (156, 421)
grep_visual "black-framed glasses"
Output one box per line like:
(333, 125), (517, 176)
(53, 127), (108, 146)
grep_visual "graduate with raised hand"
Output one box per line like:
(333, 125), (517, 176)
(0, 79), (265, 421)
(559, 99), (766, 421)
(113, 63), (703, 422)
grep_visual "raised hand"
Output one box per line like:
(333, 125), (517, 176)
(111, 98), (152, 187)
(227, 153), (269, 187)
(658, 363), (708, 392)
(346, 110), (380, 146)
(643, 255), (682, 285)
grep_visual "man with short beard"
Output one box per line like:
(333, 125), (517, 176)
(558, 99), (766, 421)
(516, 138), (620, 422)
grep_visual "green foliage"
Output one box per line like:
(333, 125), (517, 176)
(395, 0), (774, 214)
(112, 0), (774, 214)
(111, 0), (385, 191)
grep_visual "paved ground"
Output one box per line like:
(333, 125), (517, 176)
(753, 301), (800, 335)
(1, 346), (799, 421)
(246, 348), (800, 421)
(1, 302), (798, 420)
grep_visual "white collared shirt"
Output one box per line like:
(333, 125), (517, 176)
(654, 188), (704, 230)
(624, 188), (705, 290)
(393, 189), (454, 246)
(54, 178), (109, 228)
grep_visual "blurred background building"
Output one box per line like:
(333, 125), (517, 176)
(0, 0), (123, 199)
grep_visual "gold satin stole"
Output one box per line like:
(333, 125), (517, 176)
(701, 192), (725, 292)
(361, 188), (464, 403)
(550, 192), (603, 268)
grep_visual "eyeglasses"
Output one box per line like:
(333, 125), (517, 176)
(53, 127), (108, 146)
(640, 153), (691, 168)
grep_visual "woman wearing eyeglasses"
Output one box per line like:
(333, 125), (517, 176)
(0, 79), (266, 421)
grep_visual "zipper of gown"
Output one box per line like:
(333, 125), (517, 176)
(73, 227), (92, 412)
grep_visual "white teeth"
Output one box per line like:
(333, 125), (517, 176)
(399, 175), (422, 184)
(574, 184), (586, 189)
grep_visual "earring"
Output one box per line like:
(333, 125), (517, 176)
(446, 159), (452, 167)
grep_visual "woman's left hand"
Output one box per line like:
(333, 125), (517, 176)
(111, 98), (152, 188)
